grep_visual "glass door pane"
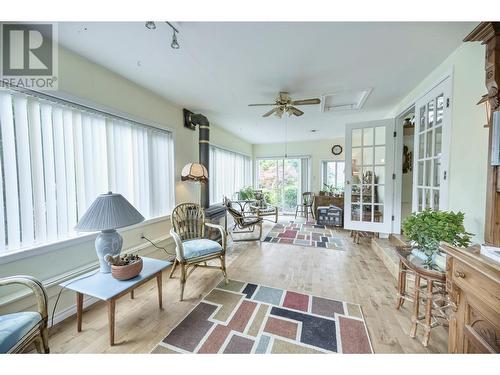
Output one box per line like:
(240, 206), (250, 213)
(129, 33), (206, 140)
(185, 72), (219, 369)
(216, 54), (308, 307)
(283, 159), (300, 213)
(257, 157), (303, 213)
(414, 93), (444, 212)
(350, 126), (386, 223)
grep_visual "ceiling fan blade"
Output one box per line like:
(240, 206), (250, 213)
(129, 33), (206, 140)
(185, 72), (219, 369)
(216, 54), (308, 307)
(248, 103), (275, 107)
(263, 108), (278, 117)
(291, 98), (321, 106)
(288, 106), (304, 116)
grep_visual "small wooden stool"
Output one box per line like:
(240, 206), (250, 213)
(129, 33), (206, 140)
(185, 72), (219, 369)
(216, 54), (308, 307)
(395, 247), (450, 347)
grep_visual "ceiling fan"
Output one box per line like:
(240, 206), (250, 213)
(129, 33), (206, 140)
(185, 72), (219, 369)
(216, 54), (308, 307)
(248, 92), (321, 118)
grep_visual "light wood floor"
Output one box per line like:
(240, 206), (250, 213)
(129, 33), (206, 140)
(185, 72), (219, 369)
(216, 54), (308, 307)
(48, 218), (448, 353)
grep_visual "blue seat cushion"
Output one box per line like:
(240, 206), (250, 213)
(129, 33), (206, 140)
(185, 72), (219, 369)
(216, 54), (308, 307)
(0, 311), (41, 353)
(182, 238), (222, 260)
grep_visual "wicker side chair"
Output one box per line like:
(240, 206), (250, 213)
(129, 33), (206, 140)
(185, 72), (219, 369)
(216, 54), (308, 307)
(169, 203), (227, 301)
(224, 197), (263, 242)
(0, 276), (49, 353)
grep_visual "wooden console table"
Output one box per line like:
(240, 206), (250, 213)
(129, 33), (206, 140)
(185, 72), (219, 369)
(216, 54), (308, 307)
(440, 243), (500, 353)
(61, 257), (171, 346)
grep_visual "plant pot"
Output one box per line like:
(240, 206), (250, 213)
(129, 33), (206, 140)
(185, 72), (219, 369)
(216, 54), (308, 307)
(410, 248), (446, 270)
(319, 191), (326, 196)
(111, 258), (143, 280)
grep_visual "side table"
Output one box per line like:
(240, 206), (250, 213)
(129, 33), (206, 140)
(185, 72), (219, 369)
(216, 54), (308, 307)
(395, 246), (449, 347)
(60, 257), (171, 346)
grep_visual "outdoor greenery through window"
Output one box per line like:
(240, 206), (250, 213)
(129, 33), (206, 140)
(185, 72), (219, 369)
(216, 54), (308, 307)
(256, 157), (310, 213)
(321, 160), (345, 193)
(0, 88), (175, 255)
(209, 145), (252, 204)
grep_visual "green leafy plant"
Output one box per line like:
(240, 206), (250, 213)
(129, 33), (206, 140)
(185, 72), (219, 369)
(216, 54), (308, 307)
(238, 186), (255, 200)
(402, 209), (473, 266)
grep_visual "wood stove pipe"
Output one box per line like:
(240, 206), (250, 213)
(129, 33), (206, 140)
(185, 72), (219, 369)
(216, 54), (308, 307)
(186, 111), (210, 208)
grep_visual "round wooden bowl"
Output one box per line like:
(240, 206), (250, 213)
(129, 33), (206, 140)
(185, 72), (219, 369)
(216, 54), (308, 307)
(111, 258), (143, 280)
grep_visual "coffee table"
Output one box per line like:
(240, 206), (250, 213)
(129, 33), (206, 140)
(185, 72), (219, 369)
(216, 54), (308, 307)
(60, 257), (171, 345)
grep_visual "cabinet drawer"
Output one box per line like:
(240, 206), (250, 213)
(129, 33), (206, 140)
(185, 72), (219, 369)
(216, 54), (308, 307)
(452, 260), (500, 313)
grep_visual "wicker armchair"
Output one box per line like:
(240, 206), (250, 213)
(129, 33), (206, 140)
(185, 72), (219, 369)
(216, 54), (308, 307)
(0, 276), (49, 353)
(249, 189), (278, 223)
(169, 203), (227, 301)
(224, 197), (263, 242)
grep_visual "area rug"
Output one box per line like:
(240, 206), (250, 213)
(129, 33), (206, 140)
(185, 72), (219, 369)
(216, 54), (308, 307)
(263, 221), (344, 250)
(152, 279), (373, 354)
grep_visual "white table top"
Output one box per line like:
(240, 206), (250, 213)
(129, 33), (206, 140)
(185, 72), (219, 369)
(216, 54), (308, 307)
(60, 257), (171, 301)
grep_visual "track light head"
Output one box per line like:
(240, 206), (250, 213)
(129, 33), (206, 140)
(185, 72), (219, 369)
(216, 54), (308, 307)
(171, 31), (180, 49)
(145, 21), (156, 30)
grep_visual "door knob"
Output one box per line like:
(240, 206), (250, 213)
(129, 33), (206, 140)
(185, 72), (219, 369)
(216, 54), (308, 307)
(454, 271), (465, 279)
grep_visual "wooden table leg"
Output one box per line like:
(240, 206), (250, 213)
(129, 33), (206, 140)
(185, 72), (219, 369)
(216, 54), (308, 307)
(422, 279), (434, 347)
(157, 272), (163, 309)
(410, 274), (421, 338)
(76, 292), (83, 332)
(396, 262), (405, 309)
(130, 290), (134, 299)
(108, 299), (116, 346)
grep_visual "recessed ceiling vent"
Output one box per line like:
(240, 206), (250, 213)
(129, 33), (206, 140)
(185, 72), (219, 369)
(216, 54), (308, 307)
(320, 88), (372, 112)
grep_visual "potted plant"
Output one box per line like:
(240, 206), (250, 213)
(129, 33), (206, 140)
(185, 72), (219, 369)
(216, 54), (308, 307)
(238, 186), (255, 201)
(402, 209), (473, 269)
(323, 183), (335, 196)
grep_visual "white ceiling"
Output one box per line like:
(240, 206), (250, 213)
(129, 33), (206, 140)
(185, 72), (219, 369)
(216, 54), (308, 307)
(57, 22), (475, 144)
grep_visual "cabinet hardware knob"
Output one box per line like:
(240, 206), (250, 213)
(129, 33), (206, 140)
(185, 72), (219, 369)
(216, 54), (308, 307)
(454, 271), (465, 278)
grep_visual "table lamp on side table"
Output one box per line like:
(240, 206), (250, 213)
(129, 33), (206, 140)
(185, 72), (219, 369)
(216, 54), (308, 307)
(75, 192), (145, 273)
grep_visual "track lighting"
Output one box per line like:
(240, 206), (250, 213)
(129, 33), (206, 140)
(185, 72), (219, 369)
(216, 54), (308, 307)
(171, 30), (180, 49)
(145, 21), (180, 50)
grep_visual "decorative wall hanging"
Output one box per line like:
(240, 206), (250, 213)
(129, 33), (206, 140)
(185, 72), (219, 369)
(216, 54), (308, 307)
(402, 145), (413, 174)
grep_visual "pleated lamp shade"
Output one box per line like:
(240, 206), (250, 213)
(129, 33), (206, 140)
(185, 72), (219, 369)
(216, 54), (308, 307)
(75, 192), (145, 232)
(181, 162), (208, 182)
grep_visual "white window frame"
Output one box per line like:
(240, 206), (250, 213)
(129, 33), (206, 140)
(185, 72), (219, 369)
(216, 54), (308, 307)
(320, 159), (346, 190)
(0, 86), (176, 259)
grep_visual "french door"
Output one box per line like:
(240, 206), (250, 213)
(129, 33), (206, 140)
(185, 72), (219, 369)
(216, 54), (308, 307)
(344, 119), (395, 233)
(412, 77), (451, 212)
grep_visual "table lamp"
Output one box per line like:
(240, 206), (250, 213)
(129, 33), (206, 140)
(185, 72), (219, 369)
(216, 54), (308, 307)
(75, 192), (145, 273)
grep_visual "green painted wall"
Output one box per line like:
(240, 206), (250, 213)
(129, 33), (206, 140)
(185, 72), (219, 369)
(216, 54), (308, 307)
(253, 138), (345, 193)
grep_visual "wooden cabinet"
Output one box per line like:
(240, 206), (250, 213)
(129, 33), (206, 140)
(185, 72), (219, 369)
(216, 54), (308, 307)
(312, 195), (344, 221)
(441, 243), (500, 353)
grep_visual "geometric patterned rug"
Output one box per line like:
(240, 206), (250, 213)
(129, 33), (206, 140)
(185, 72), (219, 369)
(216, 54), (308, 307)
(263, 221), (345, 250)
(152, 279), (373, 354)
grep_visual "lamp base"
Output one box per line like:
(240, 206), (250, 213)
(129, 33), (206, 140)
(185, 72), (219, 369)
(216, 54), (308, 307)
(95, 230), (123, 273)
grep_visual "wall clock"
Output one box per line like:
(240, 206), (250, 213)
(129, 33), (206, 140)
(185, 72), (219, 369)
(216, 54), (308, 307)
(331, 144), (343, 156)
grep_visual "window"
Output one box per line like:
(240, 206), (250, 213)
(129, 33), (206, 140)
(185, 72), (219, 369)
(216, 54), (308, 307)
(0, 88), (175, 254)
(321, 160), (345, 190)
(209, 145), (251, 204)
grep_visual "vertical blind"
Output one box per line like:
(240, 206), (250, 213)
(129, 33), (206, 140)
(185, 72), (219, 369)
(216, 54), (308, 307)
(0, 89), (174, 254)
(209, 145), (252, 204)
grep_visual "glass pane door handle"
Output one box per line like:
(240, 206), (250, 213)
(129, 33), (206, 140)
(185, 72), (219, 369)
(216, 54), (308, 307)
(346, 180), (351, 185)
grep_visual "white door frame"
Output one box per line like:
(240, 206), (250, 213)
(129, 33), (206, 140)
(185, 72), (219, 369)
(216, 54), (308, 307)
(392, 69), (453, 232)
(392, 105), (415, 235)
(412, 76), (452, 212)
(344, 118), (395, 234)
